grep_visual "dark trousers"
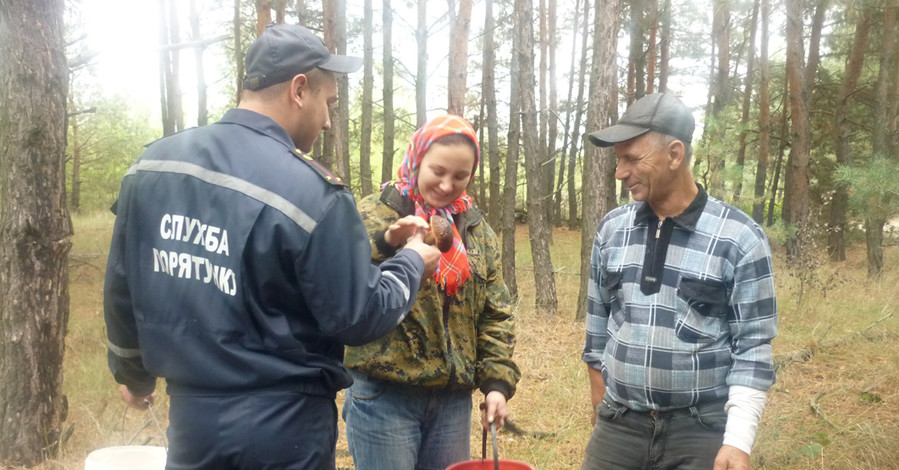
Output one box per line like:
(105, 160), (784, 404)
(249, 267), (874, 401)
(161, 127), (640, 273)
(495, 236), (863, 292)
(165, 391), (338, 470)
(582, 397), (727, 470)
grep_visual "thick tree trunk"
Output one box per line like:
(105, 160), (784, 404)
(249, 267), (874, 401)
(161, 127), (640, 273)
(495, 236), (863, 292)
(256, 0), (272, 35)
(785, 0), (811, 260)
(381, 0), (396, 184)
(829, 7), (871, 261)
(0, 0), (73, 464)
(578, 0), (620, 321)
(519, 0), (557, 315)
(447, 0), (472, 116)
(752, 0), (771, 224)
(360, 0), (374, 196)
(502, 0), (523, 300)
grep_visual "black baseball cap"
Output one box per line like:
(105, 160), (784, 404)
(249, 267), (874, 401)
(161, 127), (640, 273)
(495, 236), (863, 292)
(588, 93), (695, 147)
(243, 24), (363, 91)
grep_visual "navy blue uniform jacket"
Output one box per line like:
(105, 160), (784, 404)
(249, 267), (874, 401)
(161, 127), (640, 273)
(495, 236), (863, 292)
(104, 109), (424, 399)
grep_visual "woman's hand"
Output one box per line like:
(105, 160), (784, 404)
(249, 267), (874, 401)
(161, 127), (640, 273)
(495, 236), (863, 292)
(384, 215), (430, 247)
(480, 391), (509, 430)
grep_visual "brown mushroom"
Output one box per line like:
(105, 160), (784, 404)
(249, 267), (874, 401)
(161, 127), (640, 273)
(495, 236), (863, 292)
(424, 216), (453, 252)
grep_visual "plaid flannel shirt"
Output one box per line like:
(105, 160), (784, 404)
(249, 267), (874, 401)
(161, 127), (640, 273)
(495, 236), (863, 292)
(583, 186), (777, 411)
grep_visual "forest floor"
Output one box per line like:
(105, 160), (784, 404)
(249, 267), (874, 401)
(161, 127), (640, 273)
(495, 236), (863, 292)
(10, 212), (899, 470)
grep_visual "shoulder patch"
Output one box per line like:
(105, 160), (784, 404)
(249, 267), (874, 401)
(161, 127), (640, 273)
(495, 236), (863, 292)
(291, 148), (345, 187)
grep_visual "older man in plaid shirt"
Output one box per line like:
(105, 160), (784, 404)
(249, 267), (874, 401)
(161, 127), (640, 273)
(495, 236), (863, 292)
(581, 93), (777, 470)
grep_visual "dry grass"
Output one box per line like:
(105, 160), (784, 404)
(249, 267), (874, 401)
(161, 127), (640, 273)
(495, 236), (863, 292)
(23, 213), (899, 469)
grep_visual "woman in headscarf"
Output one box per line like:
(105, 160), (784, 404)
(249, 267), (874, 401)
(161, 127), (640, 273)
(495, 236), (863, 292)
(342, 115), (520, 470)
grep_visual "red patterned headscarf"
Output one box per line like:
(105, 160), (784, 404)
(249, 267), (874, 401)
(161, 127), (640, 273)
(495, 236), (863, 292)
(388, 114), (480, 295)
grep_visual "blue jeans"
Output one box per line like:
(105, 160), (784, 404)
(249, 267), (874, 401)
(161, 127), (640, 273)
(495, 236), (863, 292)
(342, 371), (473, 470)
(581, 396), (727, 470)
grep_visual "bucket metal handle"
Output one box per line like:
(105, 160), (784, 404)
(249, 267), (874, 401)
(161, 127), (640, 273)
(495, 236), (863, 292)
(481, 422), (499, 470)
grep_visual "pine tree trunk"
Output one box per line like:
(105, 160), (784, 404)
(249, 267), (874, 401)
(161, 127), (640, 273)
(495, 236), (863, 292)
(0, 0), (73, 464)
(360, 0), (374, 195)
(578, 0), (620, 321)
(519, 0), (557, 315)
(752, 0), (771, 224)
(502, 0), (523, 300)
(234, 0), (244, 104)
(483, 0), (501, 228)
(867, 5), (896, 278)
(646, 0), (657, 93)
(828, 7), (871, 261)
(547, 0), (558, 227)
(735, 0), (759, 200)
(447, 0), (472, 116)
(568, 0), (591, 230)
(784, 0), (811, 260)
(416, 0), (427, 128)
(382, 0), (396, 184)
(556, 0), (581, 226)
(658, 0), (670, 92)
(190, 0), (209, 126)
(336, 0), (351, 188)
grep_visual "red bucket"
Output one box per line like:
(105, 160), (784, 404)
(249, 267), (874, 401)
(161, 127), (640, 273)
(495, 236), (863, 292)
(447, 423), (534, 470)
(446, 459), (534, 470)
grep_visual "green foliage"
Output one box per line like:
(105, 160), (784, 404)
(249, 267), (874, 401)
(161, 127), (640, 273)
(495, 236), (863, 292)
(834, 157), (899, 222)
(859, 391), (883, 404)
(66, 93), (160, 213)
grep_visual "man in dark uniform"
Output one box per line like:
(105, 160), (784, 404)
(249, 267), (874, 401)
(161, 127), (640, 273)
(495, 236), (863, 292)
(103, 24), (440, 470)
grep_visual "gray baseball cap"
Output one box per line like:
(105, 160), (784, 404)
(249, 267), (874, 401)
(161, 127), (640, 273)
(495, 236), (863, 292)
(243, 24), (362, 91)
(588, 93), (695, 147)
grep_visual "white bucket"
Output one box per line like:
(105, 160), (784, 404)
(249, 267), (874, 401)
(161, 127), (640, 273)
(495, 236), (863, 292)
(84, 446), (166, 470)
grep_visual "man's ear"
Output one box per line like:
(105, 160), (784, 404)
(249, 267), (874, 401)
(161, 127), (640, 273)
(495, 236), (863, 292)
(290, 74), (309, 104)
(668, 139), (686, 171)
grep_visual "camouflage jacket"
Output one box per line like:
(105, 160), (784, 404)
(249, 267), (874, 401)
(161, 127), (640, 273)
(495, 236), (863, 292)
(344, 186), (520, 399)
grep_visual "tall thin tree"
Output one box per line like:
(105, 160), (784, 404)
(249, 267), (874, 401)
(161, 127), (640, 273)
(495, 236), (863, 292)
(828, 6), (871, 260)
(752, 0), (771, 224)
(359, 0), (374, 196)
(578, 0), (621, 321)
(382, 0), (396, 184)
(557, 0), (583, 225)
(416, 0), (427, 127)
(519, 0), (558, 315)
(734, 0), (759, 200)
(866, 5), (896, 277)
(483, 0), (501, 228)
(447, 0), (473, 116)
(502, 0), (523, 300)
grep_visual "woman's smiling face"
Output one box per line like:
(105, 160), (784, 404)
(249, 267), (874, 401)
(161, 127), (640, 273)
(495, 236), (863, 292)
(416, 142), (476, 208)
